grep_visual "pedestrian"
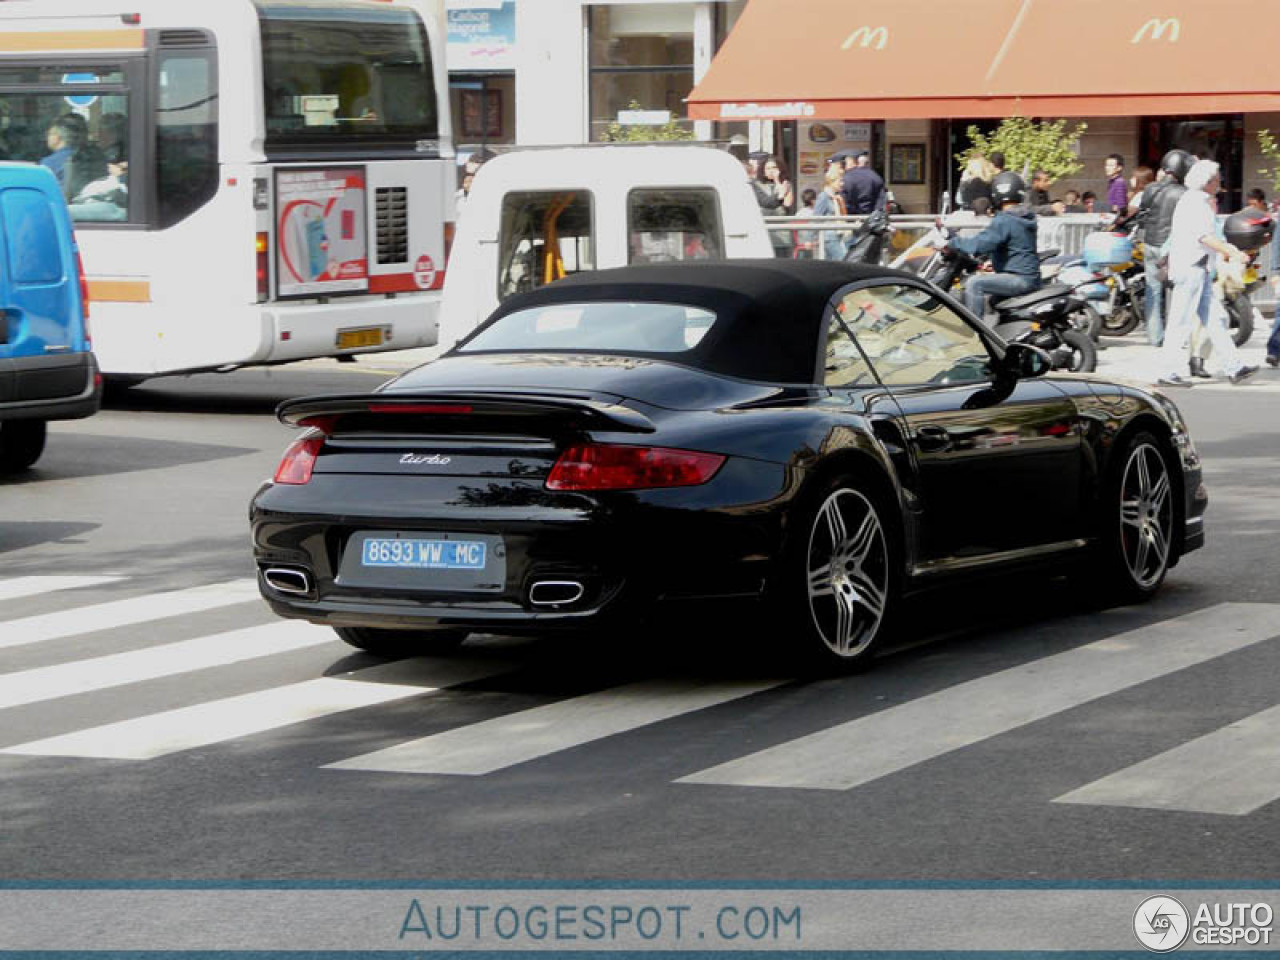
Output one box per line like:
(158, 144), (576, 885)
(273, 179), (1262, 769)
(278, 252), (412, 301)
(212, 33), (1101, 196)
(795, 188), (817, 259)
(1245, 187), (1268, 212)
(762, 155), (794, 215)
(1029, 169), (1052, 207)
(1127, 165), (1154, 215)
(946, 172), (1041, 324)
(745, 158), (791, 258)
(1135, 149), (1194, 345)
(1060, 189), (1085, 213)
(958, 154), (995, 212)
(1156, 159), (1258, 386)
(841, 151), (886, 215)
(1104, 153), (1127, 213)
(812, 165), (848, 261)
(1081, 191), (1097, 214)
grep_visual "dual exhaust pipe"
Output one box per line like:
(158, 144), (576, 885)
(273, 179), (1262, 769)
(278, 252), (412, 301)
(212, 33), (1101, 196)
(264, 567), (586, 608)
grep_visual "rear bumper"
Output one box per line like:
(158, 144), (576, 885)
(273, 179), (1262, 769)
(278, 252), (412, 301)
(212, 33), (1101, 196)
(258, 292), (442, 365)
(249, 461), (790, 632)
(0, 352), (101, 422)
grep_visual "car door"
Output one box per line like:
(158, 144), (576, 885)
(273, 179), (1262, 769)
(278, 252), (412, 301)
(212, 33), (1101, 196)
(831, 281), (1083, 566)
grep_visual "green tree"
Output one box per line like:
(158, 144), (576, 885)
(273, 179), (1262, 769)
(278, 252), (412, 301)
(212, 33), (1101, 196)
(1256, 130), (1280, 194)
(957, 116), (1088, 182)
(599, 100), (696, 142)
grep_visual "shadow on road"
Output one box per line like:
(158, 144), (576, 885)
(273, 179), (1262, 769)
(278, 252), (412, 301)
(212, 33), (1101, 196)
(0, 433), (257, 484)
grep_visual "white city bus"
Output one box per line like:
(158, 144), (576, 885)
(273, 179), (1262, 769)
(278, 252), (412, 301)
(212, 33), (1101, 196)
(0, 0), (453, 382)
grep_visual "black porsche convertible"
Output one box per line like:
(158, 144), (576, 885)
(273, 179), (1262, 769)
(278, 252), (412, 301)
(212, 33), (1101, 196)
(250, 260), (1206, 670)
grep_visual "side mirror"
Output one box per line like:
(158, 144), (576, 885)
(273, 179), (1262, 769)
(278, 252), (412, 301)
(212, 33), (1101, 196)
(1000, 342), (1053, 380)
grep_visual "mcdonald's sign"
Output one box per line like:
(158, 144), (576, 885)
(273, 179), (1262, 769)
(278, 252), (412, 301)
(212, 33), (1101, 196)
(842, 26), (889, 51)
(1131, 17), (1181, 43)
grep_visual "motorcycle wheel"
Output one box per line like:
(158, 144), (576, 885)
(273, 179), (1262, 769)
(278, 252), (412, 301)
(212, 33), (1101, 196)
(1054, 329), (1097, 373)
(1101, 292), (1143, 337)
(1225, 296), (1254, 347)
(1070, 303), (1104, 341)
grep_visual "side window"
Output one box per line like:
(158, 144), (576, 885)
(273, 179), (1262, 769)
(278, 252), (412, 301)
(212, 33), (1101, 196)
(497, 190), (594, 302)
(0, 65), (136, 224)
(156, 48), (219, 229)
(823, 318), (876, 387)
(627, 188), (723, 264)
(839, 284), (993, 386)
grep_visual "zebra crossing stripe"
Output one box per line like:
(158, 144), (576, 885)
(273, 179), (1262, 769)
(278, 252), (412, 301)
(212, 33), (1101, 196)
(1, 658), (511, 760)
(0, 576), (126, 603)
(1053, 704), (1280, 816)
(677, 603), (1280, 791)
(325, 678), (786, 776)
(0, 621), (330, 713)
(0, 580), (262, 650)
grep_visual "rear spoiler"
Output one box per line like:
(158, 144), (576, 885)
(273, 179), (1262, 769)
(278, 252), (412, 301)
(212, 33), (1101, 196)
(276, 391), (656, 435)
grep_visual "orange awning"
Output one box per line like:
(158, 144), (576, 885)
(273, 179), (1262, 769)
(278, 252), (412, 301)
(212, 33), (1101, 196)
(688, 0), (1280, 121)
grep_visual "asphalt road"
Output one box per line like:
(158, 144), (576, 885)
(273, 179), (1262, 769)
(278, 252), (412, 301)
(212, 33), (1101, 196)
(1, 358), (1278, 883)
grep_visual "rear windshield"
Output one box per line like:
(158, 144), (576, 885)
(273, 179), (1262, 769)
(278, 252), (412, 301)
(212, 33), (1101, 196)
(458, 302), (716, 355)
(257, 2), (438, 152)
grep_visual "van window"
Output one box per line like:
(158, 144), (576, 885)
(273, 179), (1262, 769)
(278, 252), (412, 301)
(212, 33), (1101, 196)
(497, 190), (594, 302)
(0, 65), (135, 223)
(1, 188), (63, 284)
(627, 188), (722, 264)
(156, 48), (219, 228)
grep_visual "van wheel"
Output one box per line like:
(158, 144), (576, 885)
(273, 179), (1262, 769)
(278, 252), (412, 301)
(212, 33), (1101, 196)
(0, 420), (48, 473)
(335, 627), (468, 658)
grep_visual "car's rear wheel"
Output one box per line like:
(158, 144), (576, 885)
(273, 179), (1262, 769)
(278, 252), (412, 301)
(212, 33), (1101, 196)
(0, 419), (48, 473)
(335, 626), (469, 658)
(1092, 431), (1176, 603)
(780, 478), (899, 672)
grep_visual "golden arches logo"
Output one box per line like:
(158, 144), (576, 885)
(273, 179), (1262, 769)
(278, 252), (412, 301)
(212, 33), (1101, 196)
(842, 26), (889, 51)
(1132, 18), (1180, 43)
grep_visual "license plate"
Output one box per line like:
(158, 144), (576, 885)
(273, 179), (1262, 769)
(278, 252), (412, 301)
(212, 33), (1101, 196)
(361, 538), (486, 570)
(336, 326), (384, 349)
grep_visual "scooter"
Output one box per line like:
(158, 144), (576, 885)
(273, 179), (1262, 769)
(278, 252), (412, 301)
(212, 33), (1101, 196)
(900, 222), (1099, 372)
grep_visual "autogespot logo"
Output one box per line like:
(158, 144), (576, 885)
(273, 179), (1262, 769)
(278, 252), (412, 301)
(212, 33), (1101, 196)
(1134, 896), (1191, 952)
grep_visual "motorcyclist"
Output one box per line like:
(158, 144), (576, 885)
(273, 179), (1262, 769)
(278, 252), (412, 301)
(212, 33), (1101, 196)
(947, 171), (1041, 324)
(1135, 148), (1194, 345)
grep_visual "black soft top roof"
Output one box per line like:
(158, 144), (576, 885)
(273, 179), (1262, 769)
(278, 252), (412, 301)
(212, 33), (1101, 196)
(464, 260), (901, 384)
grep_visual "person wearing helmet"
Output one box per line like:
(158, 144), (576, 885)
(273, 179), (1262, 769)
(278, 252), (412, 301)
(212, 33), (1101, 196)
(947, 171), (1041, 323)
(1135, 148), (1194, 344)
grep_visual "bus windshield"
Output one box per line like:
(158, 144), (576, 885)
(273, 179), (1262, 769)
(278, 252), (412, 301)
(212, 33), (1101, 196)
(258, 2), (438, 153)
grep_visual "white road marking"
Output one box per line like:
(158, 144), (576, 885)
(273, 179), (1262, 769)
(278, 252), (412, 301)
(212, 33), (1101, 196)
(325, 678), (785, 776)
(0, 621), (330, 712)
(678, 604), (1280, 791)
(0, 576), (125, 603)
(0, 580), (262, 650)
(1054, 704), (1280, 816)
(1, 658), (510, 760)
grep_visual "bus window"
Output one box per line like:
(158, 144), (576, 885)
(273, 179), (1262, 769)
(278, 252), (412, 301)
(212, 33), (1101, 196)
(257, 3), (438, 154)
(156, 49), (218, 229)
(0, 65), (134, 223)
(497, 191), (595, 303)
(627, 188), (723, 264)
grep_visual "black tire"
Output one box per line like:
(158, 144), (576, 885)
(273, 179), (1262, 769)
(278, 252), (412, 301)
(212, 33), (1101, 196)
(1088, 431), (1177, 605)
(775, 474), (900, 673)
(1055, 329), (1097, 372)
(1071, 303), (1103, 341)
(1225, 296), (1255, 347)
(1102, 288), (1143, 337)
(0, 419), (48, 473)
(335, 626), (469, 658)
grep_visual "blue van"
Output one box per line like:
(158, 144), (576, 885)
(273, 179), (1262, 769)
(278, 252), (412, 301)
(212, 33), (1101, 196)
(0, 162), (101, 472)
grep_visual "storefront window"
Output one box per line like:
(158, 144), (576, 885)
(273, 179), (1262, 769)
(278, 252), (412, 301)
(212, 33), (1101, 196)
(588, 5), (694, 142)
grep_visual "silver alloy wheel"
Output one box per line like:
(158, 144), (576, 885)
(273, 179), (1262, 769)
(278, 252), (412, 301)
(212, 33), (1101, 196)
(806, 488), (889, 658)
(1119, 442), (1173, 589)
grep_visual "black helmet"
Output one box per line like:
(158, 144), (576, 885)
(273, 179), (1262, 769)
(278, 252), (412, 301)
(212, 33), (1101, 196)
(991, 171), (1027, 206)
(1160, 149), (1194, 183)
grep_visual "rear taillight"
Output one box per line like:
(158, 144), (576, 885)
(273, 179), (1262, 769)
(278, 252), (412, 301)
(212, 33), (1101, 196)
(443, 221), (456, 267)
(74, 247), (91, 343)
(546, 443), (725, 492)
(256, 232), (270, 302)
(274, 432), (325, 485)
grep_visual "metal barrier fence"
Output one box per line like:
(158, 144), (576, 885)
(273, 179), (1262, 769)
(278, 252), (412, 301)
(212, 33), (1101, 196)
(764, 212), (1278, 312)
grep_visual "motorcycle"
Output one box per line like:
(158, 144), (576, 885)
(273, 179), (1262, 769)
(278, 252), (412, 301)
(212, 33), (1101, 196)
(897, 221), (1099, 372)
(1222, 253), (1263, 347)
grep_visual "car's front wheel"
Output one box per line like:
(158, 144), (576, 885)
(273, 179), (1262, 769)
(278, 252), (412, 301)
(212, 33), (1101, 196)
(1093, 431), (1177, 603)
(780, 479), (898, 672)
(335, 626), (469, 658)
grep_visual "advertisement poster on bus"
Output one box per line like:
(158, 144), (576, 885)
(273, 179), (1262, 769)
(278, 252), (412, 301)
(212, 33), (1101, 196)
(276, 167), (369, 298)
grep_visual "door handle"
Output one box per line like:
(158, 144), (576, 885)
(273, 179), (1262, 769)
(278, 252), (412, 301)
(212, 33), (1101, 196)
(914, 425), (953, 453)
